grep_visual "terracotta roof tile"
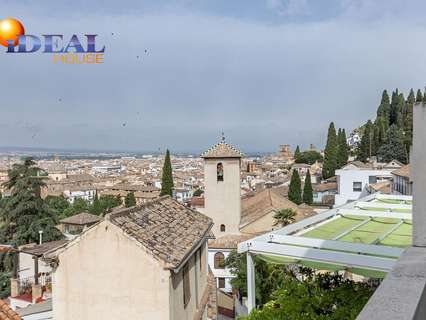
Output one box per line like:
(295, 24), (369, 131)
(59, 212), (102, 225)
(0, 300), (21, 320)
(109, 196), (213, 270)
(20, 240), (69, 256)
(392, 164), (411, 179)
(201, 141), (243, 158)
(240, 187), (315, 227)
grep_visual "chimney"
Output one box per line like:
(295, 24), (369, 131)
(412, 102), (426, 246)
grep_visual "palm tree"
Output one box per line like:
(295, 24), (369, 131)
(273, 208), (297, 227)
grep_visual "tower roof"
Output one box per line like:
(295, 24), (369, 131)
(201, 141), (243, 158)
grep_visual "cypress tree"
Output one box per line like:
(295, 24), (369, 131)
(294, 145), (301, 160)
(377, 125), (408, 164)
(160, 149), (174, 196)
(337, 128), (349, 168)
(125, 192), (136, 207)
(322, 122), (338, 179)
(302, 170), (313, 205)
(377, 89), (390, 124)
(416, 89), (423, 102)
(288, 169), (302, 205)
(357, 120), (373, 162)
(407, 89), (415, 104)
(395, 93), (405, 129)
(389, 89), (399, 126)
(403, 90), (414, 157)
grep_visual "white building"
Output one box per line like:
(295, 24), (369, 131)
(91, 164), (122, 174)
(174, 188), (193, 203)
(207, 235), (252, 294)
(334, 161), (401, 206)
(63, 187), (96, 204)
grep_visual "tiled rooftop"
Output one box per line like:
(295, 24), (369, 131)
(0, 300), (21, 320)
(109, 196), (213, 270)
(201, 141), (243, 158)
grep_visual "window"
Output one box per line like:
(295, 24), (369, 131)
(369, 176), (377, 184)
(218, 277), (225, 289)
(353, 181), (362, 192)
(217, 163), (224, 182)
(183, 263), (191, 307)
(214, 252), (225, 269)
(220, 224), (226, 232)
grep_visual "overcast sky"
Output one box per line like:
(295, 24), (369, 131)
(1, 0), (426, 153)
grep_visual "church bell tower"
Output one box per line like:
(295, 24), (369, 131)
(201, 137), (243, 235)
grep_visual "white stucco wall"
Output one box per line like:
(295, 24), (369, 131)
(204, 158), (241, 235)
(334, 169), (393, 206)
(52, 221), (170, 320)
(19, 252), (52, 280)
(208, 248), (234, 293)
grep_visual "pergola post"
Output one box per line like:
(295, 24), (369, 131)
(247, 252), (255, 313)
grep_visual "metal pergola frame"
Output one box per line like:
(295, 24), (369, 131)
(238, 194), (413, 312)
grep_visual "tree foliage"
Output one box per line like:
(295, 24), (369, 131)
(337, 128), (349, 168)
(357, 120), (374, 162)
(377, 125), (408, 164)
(303, 170), (313, 205)
(226, 251), (377, 320)
(273, 208), (297, 227)
(160, 149), (174, 196)
(0, 158), (62, 246)
(294, 145), (301, 161)
(322, 122), (337, 179)
(355, 88), (418, 162)
(295, 150), (323, 165)
(125, 192), (136, 207)
(288, 170), (302, 205)
(193, 188), (203, 197)
(242, 271), (376, 320)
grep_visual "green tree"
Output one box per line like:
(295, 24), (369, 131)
(125, 192), (136, 207)
(45, 195), (70, 217)
(193, 188), (203, 197)
(294, 150), (323, 165)
(376, 89), (390, 124)
(273, 208), (297, 227)
(0, 157), (62, 246)
(389, 89), (399, 126)
(225, 250), (285, 306)
(160, 149), (174, 196)
(294, 145), (301, 160)
(89, 192), (103, 215)
(303, 170), (313, 205)
(357, 120), (374, 162)
(416, 89), (423, 102)
(377, 125), (408, 164)
(242, 271), (376, 320)
(403, 90), (414, 158)
(61, 198), (89, 219)
(288, 170), (302, 205)
(98, 195), (122, 215)
(322, 122), (338, 179)
(337, 128), (349, 168)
